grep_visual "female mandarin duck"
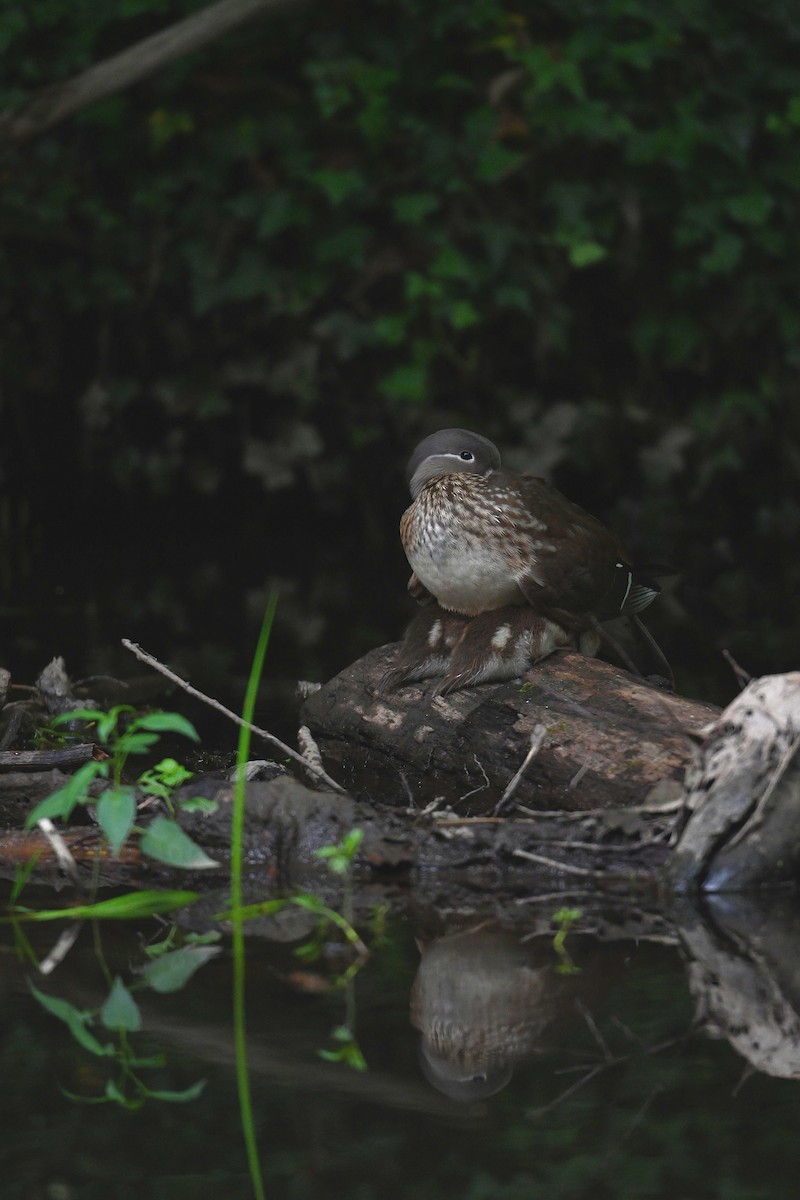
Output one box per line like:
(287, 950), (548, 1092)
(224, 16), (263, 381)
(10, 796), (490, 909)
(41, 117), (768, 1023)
(385, 428), (663, 694)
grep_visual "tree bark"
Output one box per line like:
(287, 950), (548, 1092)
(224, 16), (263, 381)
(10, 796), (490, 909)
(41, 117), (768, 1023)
(300, 645), (720, 814)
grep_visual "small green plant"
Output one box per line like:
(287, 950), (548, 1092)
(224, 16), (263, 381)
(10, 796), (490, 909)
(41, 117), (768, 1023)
(221, 826), (370, 1074)
(28, 925), (221, 1108)
(314, 827), (364, 875)
(319, 1025), (367, 1071)
(552, 906), (582, 975)
(25, 707), (218, 869)
(222, 827), (368, 979)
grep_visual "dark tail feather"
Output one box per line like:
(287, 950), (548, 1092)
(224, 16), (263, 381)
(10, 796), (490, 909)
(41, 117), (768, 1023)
(629, 615), (675, 689)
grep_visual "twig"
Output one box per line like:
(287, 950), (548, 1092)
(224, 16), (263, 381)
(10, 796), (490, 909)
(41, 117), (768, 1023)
(121, 639), (345, 794)
(512, 847), (605, 878)
(1, 0), (305, 143)
(528, 1062), (608, 1118)
(726, 735), (800, 848)
(722, 648), (753, 690)
(0, 744), (96, 771)
(460, 755), (491, 801)
(576, 999), (614, 1062)
(566, 761), (590, 791)
(297, 725), (324, 774)
(39, 924), (81, 975)
(495, 724), (547, 814)
(36, 818), (81, 884)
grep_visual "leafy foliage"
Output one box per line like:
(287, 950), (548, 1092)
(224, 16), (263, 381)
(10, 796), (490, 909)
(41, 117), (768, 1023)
(2, 0), (799, 693)
(26, 706), (216, 868)
(28, 921), (217, 1108)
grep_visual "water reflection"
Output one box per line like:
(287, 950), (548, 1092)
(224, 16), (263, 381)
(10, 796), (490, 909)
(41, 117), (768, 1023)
(678, 892), (800, 1079)
(4, 894), (800, 1196)
(410, 924), (590, 1100)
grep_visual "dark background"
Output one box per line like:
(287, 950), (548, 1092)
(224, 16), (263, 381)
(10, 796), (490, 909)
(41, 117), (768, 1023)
(2, 0), (799, 719)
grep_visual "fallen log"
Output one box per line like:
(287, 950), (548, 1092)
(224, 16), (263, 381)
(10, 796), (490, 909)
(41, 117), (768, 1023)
(2, 651), (797, 899)
(300, 645), (720, 813)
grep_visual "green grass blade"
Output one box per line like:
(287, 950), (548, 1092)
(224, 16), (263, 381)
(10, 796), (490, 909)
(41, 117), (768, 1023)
(232, 591), (278, 1200)
(5, 890), (198, 922)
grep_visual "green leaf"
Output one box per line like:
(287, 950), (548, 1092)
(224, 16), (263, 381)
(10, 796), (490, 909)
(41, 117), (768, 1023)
(25, 760), (108, 828)
(378, 363), (428, 404)
(116, 731), (160, 755)
(726, 192), (774, 226)
(96, 787), (136, 856)
(104, 1078), (143, 1110)
(138, 757), (194, 800)
(185, 930), (222, 946)
(178, 796), (219, 815)
(97, 706), (134, 743)
(494, 285), (533, 313)
(141, 945), (222, 993)
(567, 240), (608, 268)
(50, 708), (106, 728)
(256, 191), (310, 238)
(372, 314), (408, 345)
(431, 244), (473, 281)
(30, 984), (114, 1058)
(341, 828), (364, 856)
(132, 712), (200, 740)
(448, 300), (480, 329)
(474, 142), (526, 183)
(139, 817), (220, 869)
(700, 232), (743, 274)
(100, 977), (141, 1033)
(404, 271), (444, 301)
(309, 167), (363, 205)
(146, 1080), (207, 1103)
(392, 193), (439, 223)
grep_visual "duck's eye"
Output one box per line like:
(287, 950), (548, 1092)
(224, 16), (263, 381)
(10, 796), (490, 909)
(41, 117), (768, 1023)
(459, 450), (475, 462)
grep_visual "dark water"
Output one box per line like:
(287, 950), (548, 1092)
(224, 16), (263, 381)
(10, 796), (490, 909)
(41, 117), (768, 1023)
(3, 896), (800, 1200)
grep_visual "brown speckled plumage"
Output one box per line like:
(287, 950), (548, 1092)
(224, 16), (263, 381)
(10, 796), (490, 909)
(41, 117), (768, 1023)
(389, 428), (662, 693)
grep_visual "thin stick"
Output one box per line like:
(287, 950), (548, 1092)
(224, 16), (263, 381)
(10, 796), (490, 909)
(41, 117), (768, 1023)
(567, 762), (590, 791)
(512, 847), (604, 878)
(39, 924), (81, 975)
(36, 817), (81, 883)
(722, 648), (753, 690)
(496, 724), (547, 814)
(121, 639), (345, 794)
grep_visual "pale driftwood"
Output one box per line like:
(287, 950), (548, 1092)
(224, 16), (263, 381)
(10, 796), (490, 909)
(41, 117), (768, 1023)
(300, 645), (720, 814)
(668, 673), (800, 892)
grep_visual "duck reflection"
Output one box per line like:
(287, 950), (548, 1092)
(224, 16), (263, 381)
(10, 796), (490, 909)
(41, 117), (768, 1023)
(410, 923), (579, 1101)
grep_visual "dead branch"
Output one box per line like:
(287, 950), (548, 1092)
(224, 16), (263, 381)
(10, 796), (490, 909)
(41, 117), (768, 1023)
(0, 0), (307, 144)
(121, 638), (345, 794)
